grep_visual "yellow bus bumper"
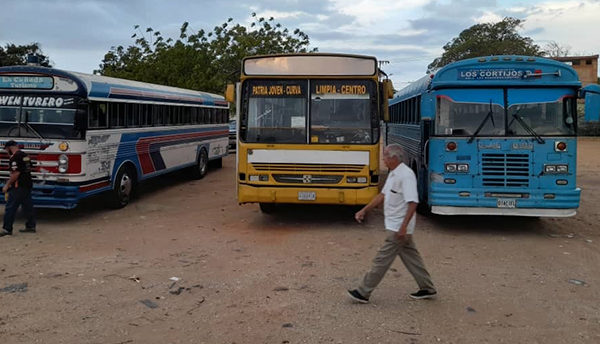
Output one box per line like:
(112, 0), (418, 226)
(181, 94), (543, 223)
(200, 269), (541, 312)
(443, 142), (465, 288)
(238, 184), (379, 205)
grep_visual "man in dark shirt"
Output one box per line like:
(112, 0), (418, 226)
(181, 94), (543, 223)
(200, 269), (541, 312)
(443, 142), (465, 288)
(0, 140), (36, 237)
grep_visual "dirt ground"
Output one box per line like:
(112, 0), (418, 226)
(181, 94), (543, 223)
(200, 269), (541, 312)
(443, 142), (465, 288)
(1, 139), (599, 344)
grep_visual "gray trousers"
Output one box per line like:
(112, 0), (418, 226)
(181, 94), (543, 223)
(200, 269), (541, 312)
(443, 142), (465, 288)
(358, 231), (435, 298)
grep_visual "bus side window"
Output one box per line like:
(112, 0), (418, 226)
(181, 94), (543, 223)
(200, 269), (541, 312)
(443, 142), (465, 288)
(108, 102), (125, 128)
(89, 102), (108, 129)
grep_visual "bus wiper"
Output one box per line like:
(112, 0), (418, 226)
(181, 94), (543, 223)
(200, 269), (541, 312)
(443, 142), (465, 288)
(468, 100), (495, 143)
(511, 114), (545, 144)
(22, 110), (45, 140)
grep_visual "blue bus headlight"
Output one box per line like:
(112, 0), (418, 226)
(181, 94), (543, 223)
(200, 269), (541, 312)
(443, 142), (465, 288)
(544, 165), (556, 173)
(556, 165), (568, 173)
(445, 164), (457, 173)
(457, 164), (469, 172)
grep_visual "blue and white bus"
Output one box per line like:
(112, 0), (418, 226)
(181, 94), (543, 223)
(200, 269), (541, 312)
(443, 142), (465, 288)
(386, 55), (600, 217)
(0, 65), (229, 209)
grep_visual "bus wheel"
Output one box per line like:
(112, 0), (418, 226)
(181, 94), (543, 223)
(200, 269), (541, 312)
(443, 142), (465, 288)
(259, 203), (276, 214)
(110, 166), (135, 209)
(192, 148), (208, 179)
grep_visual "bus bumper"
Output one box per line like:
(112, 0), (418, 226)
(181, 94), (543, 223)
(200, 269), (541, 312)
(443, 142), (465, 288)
(238, 184), (379, 205)
(430, 186), (581, 217)
(0, 184), (83, 209)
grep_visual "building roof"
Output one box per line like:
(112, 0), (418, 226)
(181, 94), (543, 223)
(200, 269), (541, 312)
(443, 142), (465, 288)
(552, 55), (599, 62)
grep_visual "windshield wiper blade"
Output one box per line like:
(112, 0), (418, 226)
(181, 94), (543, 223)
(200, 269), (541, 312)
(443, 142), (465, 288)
(21, 109), (45, 140)
(511, 114), (545, 144)
(468, 100), (495, 144)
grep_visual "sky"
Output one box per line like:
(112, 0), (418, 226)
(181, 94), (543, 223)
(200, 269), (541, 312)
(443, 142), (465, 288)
(1, 0), (599, 90)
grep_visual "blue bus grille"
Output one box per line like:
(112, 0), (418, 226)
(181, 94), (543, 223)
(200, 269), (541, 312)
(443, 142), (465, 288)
(481, 153), (530, 187)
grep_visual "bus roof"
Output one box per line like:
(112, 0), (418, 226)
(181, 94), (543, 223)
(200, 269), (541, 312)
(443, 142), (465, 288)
(242, 53), (378, 77)
(0, 66), (227, 107)
(392, 55), (581, 103)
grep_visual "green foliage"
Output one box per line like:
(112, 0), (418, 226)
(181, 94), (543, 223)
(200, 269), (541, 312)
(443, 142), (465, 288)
(97, 14), (317, 94)
(427, 17), (543, 72)
(0, 43), (51, 67)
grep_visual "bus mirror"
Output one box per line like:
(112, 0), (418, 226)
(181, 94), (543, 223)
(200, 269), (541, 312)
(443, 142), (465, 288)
(383, 79), (395, 99)
(225, 84), (235, 103)
(582, 84), (600, 122)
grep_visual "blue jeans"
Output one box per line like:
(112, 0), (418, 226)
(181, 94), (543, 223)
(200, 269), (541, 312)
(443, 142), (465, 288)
(3, 187), (36, 233)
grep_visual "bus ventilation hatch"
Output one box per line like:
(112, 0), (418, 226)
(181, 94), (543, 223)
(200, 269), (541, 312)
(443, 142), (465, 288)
(481, 153), (530, 187)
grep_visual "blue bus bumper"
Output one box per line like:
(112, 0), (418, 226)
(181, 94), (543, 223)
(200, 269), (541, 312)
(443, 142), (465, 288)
(0, 184), (84, 209)
(430, 185), (580, 217)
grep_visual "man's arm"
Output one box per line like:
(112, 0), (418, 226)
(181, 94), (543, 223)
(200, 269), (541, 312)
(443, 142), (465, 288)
(354, 193), (384, 223)
(396, 201), (417, 240)
(2, 170), (20, 193)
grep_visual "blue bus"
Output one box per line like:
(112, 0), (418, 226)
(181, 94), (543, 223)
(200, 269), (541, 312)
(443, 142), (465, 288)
(0, 65), (229, 208)
(386, 55), (600, 217)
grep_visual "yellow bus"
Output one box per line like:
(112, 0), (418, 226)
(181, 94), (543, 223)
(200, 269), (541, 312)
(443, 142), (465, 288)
(226, 53), (394, 212)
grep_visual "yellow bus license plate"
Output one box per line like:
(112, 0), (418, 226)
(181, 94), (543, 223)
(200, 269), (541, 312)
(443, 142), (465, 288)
(298, 191), (316, 201)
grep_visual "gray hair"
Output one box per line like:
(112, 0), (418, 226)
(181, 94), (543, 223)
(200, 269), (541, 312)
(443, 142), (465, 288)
(384, 144), (405, 162)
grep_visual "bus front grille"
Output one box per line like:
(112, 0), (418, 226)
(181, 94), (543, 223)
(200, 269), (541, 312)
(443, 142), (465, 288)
(251, 163), (365, 173)
(272, 174), (343, 184)
(481, 153), (530, 187)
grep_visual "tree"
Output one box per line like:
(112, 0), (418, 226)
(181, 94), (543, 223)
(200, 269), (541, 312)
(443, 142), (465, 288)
(97, 14), (317, 94)
(544, 41), (571, 57)
(427, 17), (543, 72)
(0, 43), (51, 67)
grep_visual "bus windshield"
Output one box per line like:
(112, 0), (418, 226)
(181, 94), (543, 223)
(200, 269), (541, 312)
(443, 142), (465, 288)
(436, 92), (576, 137)
(310, 80), (374, 144)
(0, 95), (83, 139)
(507, 99), (576, 136)
(242, 79), (377, 144)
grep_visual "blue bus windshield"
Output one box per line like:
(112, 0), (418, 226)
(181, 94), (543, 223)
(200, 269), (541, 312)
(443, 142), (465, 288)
(435, 89), (576, 137)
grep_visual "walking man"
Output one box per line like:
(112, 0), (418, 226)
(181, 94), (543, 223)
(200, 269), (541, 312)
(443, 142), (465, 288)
(347, 144), (435, 303)
(0, 140), (36, 237)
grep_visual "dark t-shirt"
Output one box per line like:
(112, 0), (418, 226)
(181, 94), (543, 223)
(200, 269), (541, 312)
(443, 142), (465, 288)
(9, 150), (33, 189)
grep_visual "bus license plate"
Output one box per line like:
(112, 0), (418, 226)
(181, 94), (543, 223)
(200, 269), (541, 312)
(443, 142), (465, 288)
(298, 191), (316, 201)
(497, 199), (516, 208)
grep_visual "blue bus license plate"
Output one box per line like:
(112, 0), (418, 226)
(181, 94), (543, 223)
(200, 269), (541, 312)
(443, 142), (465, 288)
(497, 199), (516, 208)
(298, 191), (316, 201)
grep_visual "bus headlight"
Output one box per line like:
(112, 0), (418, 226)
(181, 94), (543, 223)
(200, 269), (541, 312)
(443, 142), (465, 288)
(357, 177), (367, 183)
(249, 175), (268, 182)
(445, 164), (457, 173)
(58, 154), (69, 173)
(544, 164), (568, 174)
(457, 164), (469, 172)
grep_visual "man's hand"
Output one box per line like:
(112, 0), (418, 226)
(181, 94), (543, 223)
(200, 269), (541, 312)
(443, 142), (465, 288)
(355, 209), (366, 223)
(2, 185), (8, 193)
(395, 232), (411, 244)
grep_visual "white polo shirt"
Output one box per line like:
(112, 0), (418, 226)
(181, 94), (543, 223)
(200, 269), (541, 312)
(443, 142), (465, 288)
(381, 163), (419, 233)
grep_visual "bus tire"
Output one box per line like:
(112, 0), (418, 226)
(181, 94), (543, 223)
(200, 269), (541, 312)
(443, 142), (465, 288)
(192, 148), (209, 179)
(259, 203), (276, 214)
(109, 165), (136, 209)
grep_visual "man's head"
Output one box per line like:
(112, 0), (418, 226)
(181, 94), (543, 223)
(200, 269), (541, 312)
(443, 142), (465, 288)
(3, 140), (19, 155)
(383, 144), (404, 170)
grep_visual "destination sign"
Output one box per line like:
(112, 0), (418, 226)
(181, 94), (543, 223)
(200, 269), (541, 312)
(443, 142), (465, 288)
(0, 95), (74, 108)
(251, 84), (303, 96)
(248, 80), (306, 97)
(315, 84), (368, 95)
(458, 68), (536, 80)
(0, 75), (54, 89)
